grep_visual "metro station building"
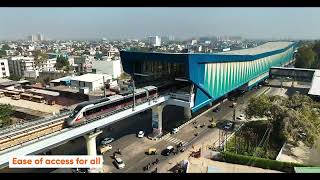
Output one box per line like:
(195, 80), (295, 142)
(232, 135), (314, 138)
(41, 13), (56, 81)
(120, 41), (297, 113)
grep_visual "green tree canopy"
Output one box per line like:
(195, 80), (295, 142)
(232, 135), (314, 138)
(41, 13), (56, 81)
(0, 104), (14, 127)
(8, 75), (22, 81)
(55, 55), (70, 70)
(1, 44), (10, 50)
(245, 94), (320, 147)
(295, 46), (316, 68)
(34, 50), (48, 68)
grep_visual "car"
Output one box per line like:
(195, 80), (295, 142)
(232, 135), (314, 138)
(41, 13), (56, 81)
(72, 168), (88, 173)
(208, 122), (216, 128)
(162, 145), (174, 156)
(99, 144), (112, 154)
(213, 107), (220, 112)
(114, 157), (125, 169)
(236, 116), (245, 121)
(224, 122), (233, 130)
(172, 128), (179, 134)
(147, 148), (157, 155)
(101, 137), (114, 145)
(236, 114), (245, 120)
(137, 131), (145, 138)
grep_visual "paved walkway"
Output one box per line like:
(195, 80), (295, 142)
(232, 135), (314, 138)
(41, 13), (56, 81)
(277, 141), (320, 166)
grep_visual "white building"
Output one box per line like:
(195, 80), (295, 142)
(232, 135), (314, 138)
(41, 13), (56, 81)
(92, 59), (122, 79)
(8, 56), (35, 77)
(38, 33), (44, 41)
(70, 73), (112, 92)
(106, 47), (120, 59)
(191, 40), (197, 45)
(40, 58), (56, 72)
(0, 59), (10, 78)
(148, 36), (161, 47)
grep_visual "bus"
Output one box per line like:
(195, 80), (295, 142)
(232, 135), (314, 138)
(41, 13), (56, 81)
(32, 95), (44, 103)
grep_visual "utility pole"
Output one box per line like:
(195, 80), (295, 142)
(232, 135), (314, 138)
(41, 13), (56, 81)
(132, 76), (135, 111)
(233, 106), (236, 122)
(103, 76), (106, 97)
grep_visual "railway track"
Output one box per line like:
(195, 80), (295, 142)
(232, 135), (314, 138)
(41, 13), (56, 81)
(0, 97), (159, 152)
(0, 111), (71, 137)
(0, 83), (179, 152)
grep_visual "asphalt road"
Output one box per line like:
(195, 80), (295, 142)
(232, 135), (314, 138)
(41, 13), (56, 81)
(107, 86), (273, 173)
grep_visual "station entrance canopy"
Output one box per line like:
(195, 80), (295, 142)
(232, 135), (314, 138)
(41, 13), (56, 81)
(120, 41), (297, 112)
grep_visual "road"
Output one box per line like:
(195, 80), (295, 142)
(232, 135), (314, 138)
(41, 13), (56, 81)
(106, 85), (276, 173)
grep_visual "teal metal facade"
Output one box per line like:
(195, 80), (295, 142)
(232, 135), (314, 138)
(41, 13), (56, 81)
(120, 41), (298, 113)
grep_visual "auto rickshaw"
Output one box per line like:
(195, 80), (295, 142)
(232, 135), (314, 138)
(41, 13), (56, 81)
(147, 148), (157, 155)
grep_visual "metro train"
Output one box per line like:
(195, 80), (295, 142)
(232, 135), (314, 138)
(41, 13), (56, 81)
(64, 86), (158, 127)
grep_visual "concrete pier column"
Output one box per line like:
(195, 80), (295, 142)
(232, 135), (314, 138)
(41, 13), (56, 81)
(84, 130), (103, 173)
(152, 104), (164, 135)
(184, 107), (192, 120)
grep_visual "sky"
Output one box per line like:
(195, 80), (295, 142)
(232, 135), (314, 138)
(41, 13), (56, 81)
(0, 7), (320, 40)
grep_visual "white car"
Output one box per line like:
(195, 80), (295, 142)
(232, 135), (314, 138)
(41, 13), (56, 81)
(224, 122), (233, 130)
(115, 157), (125, 169)
(137, 131), (144, 138)
(101, 137), (114, 146)
(237, 114), (245, 121)
(172, 128), (179, 134)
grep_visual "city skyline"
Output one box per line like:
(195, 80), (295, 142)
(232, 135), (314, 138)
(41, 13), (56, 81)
(0, 8), (320, 40)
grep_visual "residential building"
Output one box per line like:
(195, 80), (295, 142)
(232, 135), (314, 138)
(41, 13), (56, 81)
(70, 73), (112, 92)
(8, 56), (35, 77)
(148, 36), (161, 47)
(92, 59), (122, 79)
(40, 58), (57, 72)
(0, 59), (10, 78)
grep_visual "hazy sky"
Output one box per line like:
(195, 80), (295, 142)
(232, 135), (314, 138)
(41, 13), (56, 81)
(0, 7), (320, 40)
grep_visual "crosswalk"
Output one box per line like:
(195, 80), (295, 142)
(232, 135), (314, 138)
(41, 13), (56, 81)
(162, 135), (188, 146)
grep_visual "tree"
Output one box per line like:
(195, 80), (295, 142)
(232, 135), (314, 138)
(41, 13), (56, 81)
(55, 55), (70, 70)
(8, 75), (22, 81)
(311, 41), (320, 69)
(0, 49), (6, 57)
(34, 50), (48, 68)
(0, 104), (14, 127)
(119, 72), (131, 80)
(245, 94), (320, 147)
(1, 44), (10, 50)
(295, 46), (316, 68)
(245, 95), (272, 119)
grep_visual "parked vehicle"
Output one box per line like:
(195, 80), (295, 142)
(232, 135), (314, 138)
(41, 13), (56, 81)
(114, 157), (125, 169)
(137, 131), (145, 138)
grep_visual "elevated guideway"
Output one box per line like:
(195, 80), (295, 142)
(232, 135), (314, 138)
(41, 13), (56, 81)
(0, 95), (170, 169)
